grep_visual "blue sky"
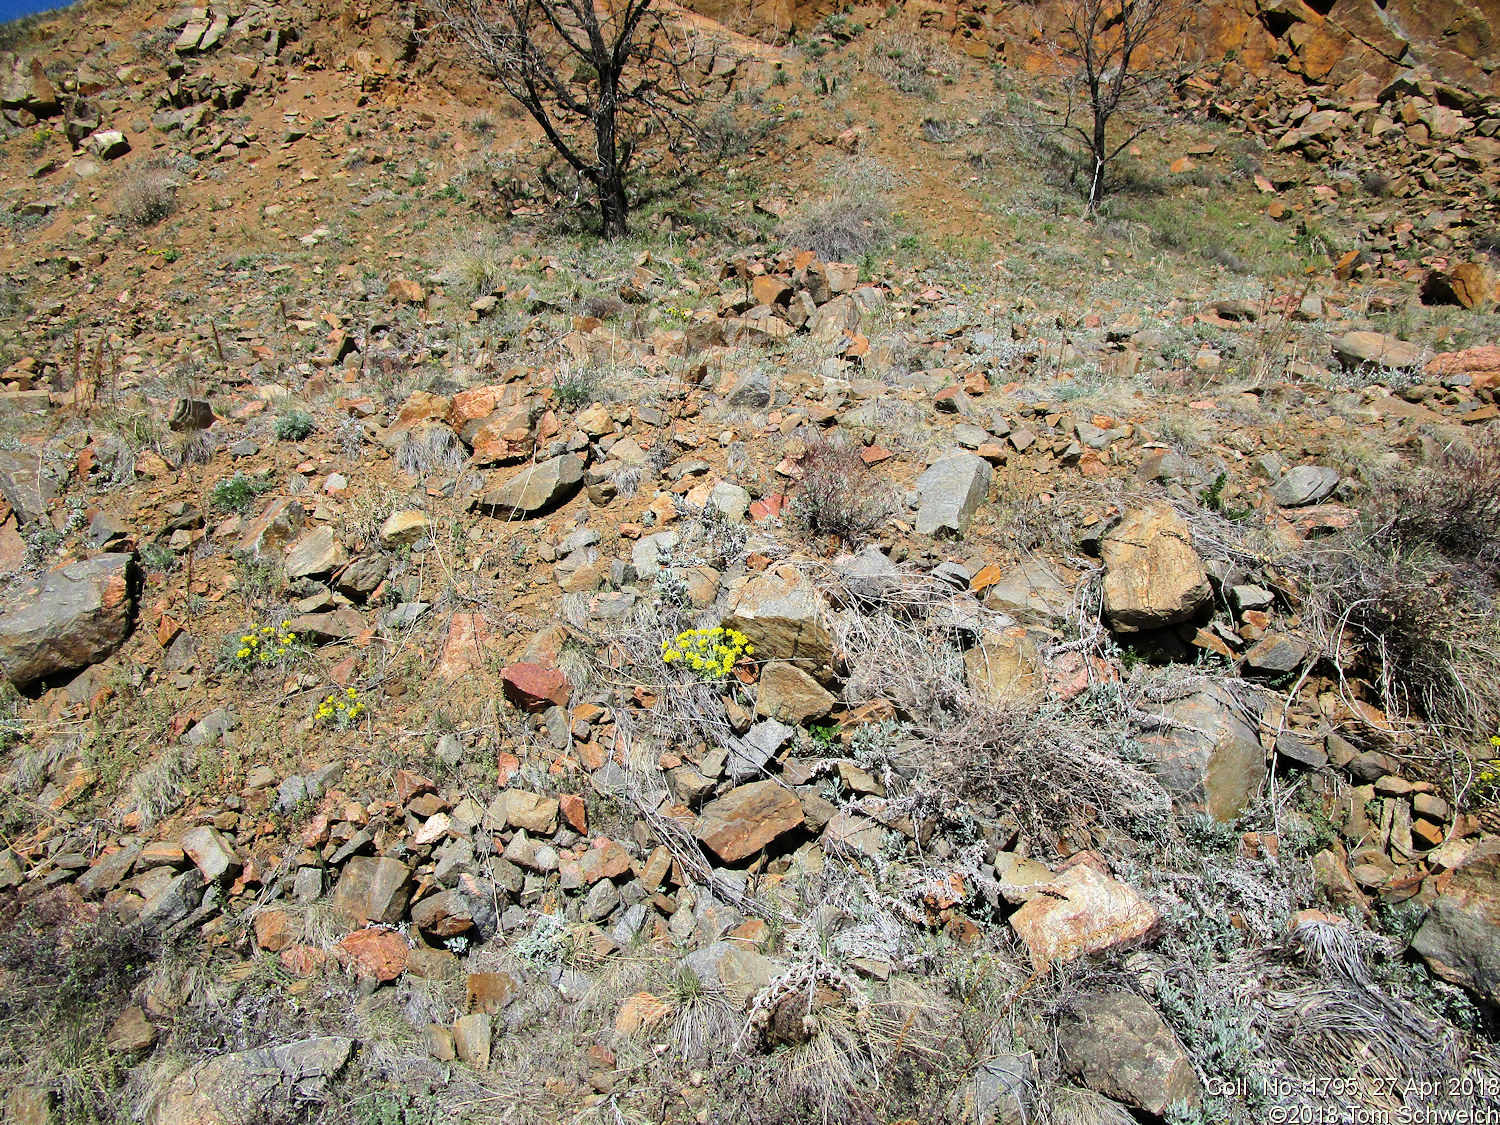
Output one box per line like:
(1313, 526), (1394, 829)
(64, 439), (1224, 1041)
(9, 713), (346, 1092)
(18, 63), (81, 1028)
(0, 0), (68, 20)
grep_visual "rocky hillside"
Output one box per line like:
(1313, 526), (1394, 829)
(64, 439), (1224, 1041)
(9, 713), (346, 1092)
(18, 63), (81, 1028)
(0, 0), (1499, 1123)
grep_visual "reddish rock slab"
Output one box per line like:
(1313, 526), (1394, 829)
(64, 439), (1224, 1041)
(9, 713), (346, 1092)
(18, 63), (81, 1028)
(502, 662), (571, 712)
(338, 927), (409, 981)
(694, 780), (805, 863)
(1009, 864), (1159, 973)
(435, 612), (494, 680)
(1426, 345), (1500, 391)
(254, 909), (295, 952)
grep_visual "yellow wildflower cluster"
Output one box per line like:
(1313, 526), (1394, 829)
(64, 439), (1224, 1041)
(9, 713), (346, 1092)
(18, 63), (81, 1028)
(234, 623), (297, 667)
(1469, 734), (1500, 803)
(662, 626), (753, 680)
(317, 686), (367, 729)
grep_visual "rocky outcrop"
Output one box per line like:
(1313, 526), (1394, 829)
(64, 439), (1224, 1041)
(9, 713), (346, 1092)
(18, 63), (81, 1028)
(149, 1036), (354, 1125)
(1138, 682), (1267, 822)
(1411, 840), (1500, 1004)
(0, 554), (138, 687)
(1059, 992), (1202, 1116)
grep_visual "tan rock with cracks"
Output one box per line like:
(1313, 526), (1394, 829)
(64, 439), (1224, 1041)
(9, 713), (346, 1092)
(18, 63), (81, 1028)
(1100, 504), (1211, 633)
(1008, 864), (1159, 973)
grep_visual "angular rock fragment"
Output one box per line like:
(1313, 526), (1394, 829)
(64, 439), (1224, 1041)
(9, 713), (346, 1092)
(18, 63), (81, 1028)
(914, 453), (992, 537)
(0, 553), (137, 686)
(475, 454), (584, 516)
(1100, 505), (1211, 632)
(1059, 991), (1202, 1116)
(1008, 864), (1158, 973)
(694, 780), (805, 862)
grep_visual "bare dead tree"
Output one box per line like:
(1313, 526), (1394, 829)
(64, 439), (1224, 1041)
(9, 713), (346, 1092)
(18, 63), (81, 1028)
(434, 0), (704, 239)
(1041, 0), (1191, 212)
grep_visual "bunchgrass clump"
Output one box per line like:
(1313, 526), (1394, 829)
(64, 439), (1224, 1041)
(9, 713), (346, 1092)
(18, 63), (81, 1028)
(273, 409), (315, 441)
(209, 471), (274, 512)
(1373, 424), (1500, 577)
(1301, 425), (1500, 730)
(114, 166), (178, 226)
(439, 234), (506, 299)
(782, 189), (893, 263)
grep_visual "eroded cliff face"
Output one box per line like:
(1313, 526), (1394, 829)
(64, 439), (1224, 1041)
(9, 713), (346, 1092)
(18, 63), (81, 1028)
(679, 0), (1500, 98)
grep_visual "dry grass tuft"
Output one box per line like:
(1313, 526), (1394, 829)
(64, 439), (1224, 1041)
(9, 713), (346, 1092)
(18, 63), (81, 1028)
(114, 166), (179, 226)
(1286, 431), (1500, 731)
(1374, 423), (1500, 577)
(781, 163), (897, 263)
(438, 232), (507, 299)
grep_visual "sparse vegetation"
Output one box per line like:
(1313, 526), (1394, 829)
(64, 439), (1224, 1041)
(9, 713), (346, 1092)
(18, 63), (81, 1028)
(2, 2), (1499, 1123)
(273, 409), (316, 441)
(210, 471), (274, 512)
(791, 434), (894, 544)
(551, 364), (602, 408)
(113, 167), (179, 226)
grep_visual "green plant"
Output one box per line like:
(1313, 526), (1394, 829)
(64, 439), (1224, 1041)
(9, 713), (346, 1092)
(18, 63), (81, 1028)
(274, 409), (315, 441)
(808, 720), (838, 750)
(552, 366), (602, 408)
(663, 626), (754, 680)
(513, 911), (570, 966)
(138, 542), (179, 574)
(209, 471), (273, 512)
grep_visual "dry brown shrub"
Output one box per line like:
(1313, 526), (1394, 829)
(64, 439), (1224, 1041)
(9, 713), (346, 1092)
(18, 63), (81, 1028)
(791, 434), (894, 546)
(114, 167), (178, 226)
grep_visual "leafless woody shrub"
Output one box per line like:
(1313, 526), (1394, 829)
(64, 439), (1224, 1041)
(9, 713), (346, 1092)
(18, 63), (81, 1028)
(791, 434), (895, 546)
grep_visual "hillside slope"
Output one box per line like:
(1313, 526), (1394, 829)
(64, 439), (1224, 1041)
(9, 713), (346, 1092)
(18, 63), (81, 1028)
(0, 1), (1498, 1124)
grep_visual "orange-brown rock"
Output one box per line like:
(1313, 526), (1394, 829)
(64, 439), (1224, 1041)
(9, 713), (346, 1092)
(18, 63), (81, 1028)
(694, 780), (805, 862)
(338, 928), (409, 981)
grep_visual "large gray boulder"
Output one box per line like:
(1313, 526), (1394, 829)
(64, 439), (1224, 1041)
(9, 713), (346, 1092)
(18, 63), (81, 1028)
(0, 553), (138, 686)
(148, 1036), (354, 1125)
(1059, 991), (1202, 1116)
(1138, 682), (1266, 822)
(1271, 465), (1340, 507)
(476, 454), (584, 516)
(0, 449), (58, 525)
(1411, 840), (1500, 1004)
(914, 453), (992, 536)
